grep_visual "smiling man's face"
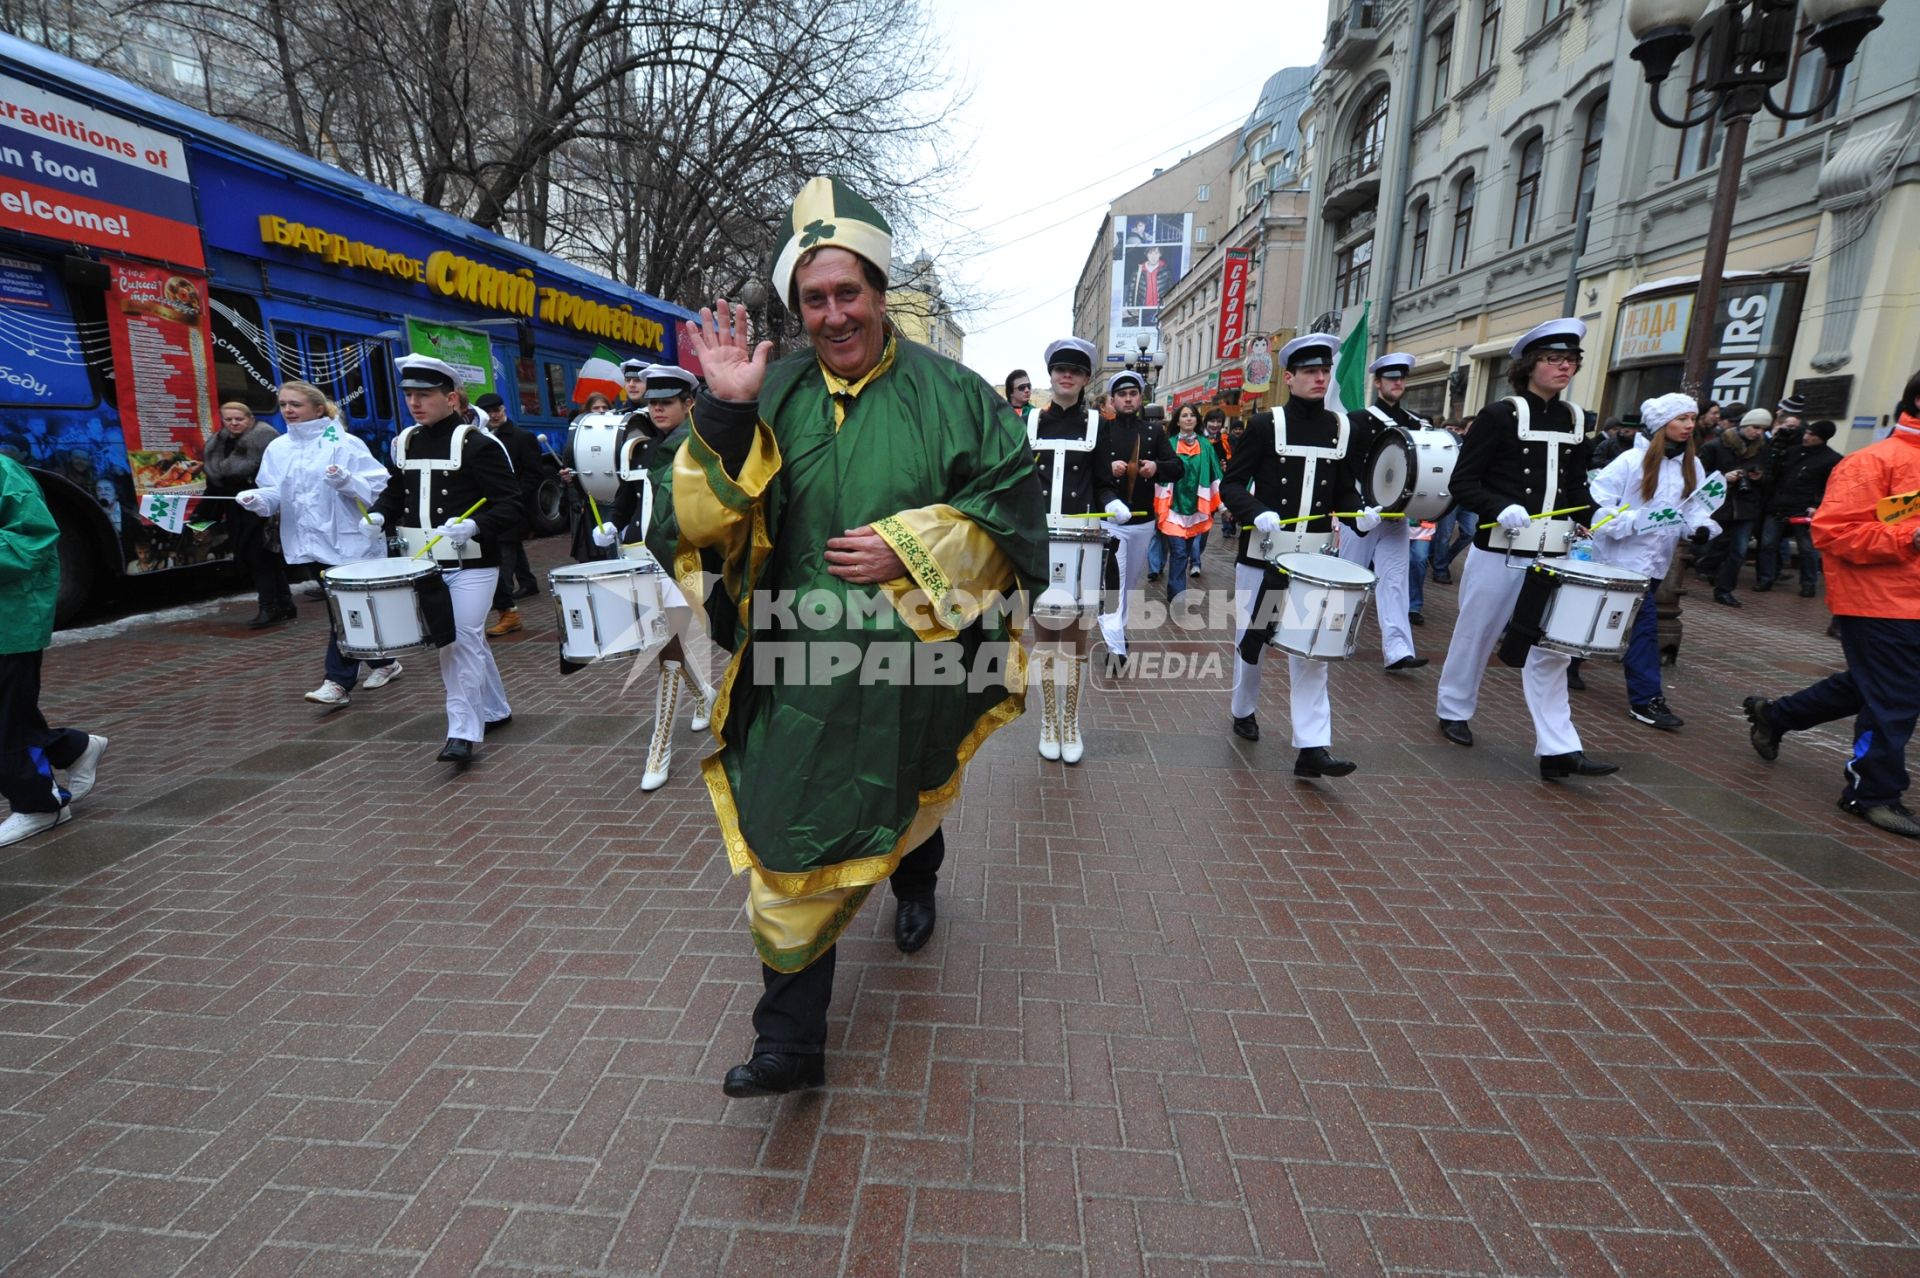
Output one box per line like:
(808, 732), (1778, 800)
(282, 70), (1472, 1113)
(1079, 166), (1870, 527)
(796, 248), (887, 381)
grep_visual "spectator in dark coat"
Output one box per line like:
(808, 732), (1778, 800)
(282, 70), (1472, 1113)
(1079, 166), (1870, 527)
(1697, 409), (1772, 606)
(479, 393), (544, 635)
(1757, 419), (1842, 596)
(207, 402), (292, 628)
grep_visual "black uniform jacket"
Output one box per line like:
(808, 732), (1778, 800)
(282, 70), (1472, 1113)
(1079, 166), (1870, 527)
(1094, 410), (1183, 515)
(1220, 399), (1363, 568)
(1028, 401), (1117, 516)
(374, 410), (526, 568)
(1450, 391), (1593, 556)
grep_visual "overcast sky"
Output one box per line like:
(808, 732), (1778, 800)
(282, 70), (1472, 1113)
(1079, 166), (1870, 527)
(913, 0), (1324, 389)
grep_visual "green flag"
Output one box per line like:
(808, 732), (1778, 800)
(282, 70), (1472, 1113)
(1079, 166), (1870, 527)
(1329, 301), (1370, 417)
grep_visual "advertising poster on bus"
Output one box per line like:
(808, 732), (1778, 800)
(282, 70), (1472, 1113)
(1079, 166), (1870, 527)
(1108, 212), (1192, 359)
(405, 317), (497, 396)
(102, 257), (216, 496)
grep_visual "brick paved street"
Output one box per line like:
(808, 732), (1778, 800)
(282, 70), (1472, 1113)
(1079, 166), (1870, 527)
(2, 536), (1918, 1276)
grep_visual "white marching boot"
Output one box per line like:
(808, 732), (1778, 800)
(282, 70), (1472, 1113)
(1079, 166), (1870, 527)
(1037, 652), (1061, 761)
(684, 662), (714, 733)
(1059, 654), (1086, 765)
(641, 662), (683, 792)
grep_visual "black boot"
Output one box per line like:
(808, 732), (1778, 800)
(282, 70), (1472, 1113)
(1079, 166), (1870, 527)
(1232, 714), (1260, 741)
(1743, 696), (1783, 761)
(894, 899), (936, 953)
(1438, 718), (1473, 747)
(1539, 751), (1619, 779)
(722, 1052), (826, 1098)
(1294, 746), (1356, 778)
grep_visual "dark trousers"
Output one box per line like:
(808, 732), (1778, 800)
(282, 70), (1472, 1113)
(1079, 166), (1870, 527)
(752, 827), (946, 1055)
(323, 632), (393, 691)
(1768, 616), (1919, 808)
(1, 651), (87, 815)
(231, 511), (291, 611)
(1756, 514), (1819, 591)
(1712, 519), (1757, 594)
(492, 539), (537, 610)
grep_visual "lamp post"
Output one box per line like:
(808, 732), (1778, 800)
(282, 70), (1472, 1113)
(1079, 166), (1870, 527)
(1129, 332), (1165, 399)
(1625, 0), (1884, 400)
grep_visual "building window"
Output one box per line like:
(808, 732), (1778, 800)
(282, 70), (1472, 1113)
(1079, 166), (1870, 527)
(1196, 225), (1209, 243)
(1510, 134), (1543, 247)
(1541, 0), (1568, 23)
(1334, 238), (1373, 310)
(1197, 183), (1211, 202)
(1776, 26), (1834, 138)
(1449, 172), (1476, 271)
(1408, 200), (1430, 288)
(1429, 21), (1453, 112)
(1352, 88), (1391, 172)
(1675, 31), (1723, 178)
(1575, 95), (1606, 212)
(1476, 1), (1502, 77)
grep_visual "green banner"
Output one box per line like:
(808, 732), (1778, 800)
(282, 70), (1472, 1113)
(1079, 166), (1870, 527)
(405, 318), (496, 396)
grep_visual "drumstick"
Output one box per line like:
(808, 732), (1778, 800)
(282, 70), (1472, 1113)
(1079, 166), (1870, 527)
(1268, 511), (1406, 527)
(414, 496), (489, 559)
(1589, 507), (1630, 532)
(1058, 510), (1151, 518)
(1478, 504), (1589, 530)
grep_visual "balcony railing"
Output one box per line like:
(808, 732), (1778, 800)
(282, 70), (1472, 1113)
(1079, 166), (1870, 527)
(1325, 146), (1382, 194)
(1325, 1), (1382, 70)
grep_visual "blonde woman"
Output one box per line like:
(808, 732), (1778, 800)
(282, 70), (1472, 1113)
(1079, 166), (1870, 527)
(236, 381), (398, 707)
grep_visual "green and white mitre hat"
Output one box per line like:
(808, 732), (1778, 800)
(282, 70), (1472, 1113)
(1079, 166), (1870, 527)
(772, 176), (893, 307)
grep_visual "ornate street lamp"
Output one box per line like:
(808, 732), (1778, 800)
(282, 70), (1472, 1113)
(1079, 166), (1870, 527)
(1625, 0), (1885, 397)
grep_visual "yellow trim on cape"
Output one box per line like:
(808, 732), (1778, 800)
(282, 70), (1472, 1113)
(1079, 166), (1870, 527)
(871, 504), (1018, 643)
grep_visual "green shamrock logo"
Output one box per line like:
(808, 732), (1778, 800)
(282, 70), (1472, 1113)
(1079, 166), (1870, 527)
(1647, 507), (1680, 525)
(798, 219), (836, 248)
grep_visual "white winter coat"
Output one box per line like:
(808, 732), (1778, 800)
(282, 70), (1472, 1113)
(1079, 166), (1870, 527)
(1590, 435), (1719, 579)
(241, 416), (390, 566)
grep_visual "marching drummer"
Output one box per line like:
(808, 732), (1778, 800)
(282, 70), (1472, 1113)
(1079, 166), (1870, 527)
(593, 362), (717, 790)
(1096, 370), (1182, 670)
(367, 355), (525, 766)
(620, 358), (653, 419)
(1025, 336), (1114, 764)
(1219, 333), (1378, 777)
(1433, 318), (1618, 781)
(1338, 352), (1431, 673)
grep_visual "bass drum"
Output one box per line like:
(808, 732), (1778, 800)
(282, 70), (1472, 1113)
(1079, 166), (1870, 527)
(1363, 426), (1458, 522)
(568, 412), (631, 504)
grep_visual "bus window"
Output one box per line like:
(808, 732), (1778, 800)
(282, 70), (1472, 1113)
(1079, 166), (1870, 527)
(338, 342), (371, 423)
(543, 360), (570, 415)
(207, 290), (277, 413)
(367, 350), (394, 422)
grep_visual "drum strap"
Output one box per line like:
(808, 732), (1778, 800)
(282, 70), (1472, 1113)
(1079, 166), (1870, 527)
(1028, 405), (1098, 519)
(1498, 563), (1561, 668)
(1236, 566), (1287, 665)
(1274, 411), (1348, 522)
(1506, 396), (1584, 515)
(396, 424), (479, 561)
(615, 438), (655, 536)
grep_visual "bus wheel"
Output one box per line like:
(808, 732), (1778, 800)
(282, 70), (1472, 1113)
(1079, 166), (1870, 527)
(54, 523), (96, 627)
(531, 474), (567, 536)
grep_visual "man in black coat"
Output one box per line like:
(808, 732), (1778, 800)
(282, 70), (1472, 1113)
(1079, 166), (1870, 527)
(479, 393), (543, 635)
(1757, 419), (1842, 596)
(1094, 370), (1182, 664)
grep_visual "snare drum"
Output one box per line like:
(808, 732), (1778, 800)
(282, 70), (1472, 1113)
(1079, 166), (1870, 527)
(1037, 522), (1107, 620)
(569, 412), (630, 504)
(550, 558), (670, 664)
(1364, 427), (1458, 522)
(1509, 560), (1648, 658)
(1269, 552), (1376, 661)
(323, 558), (451, 659)
(1487, 518), (1576, 556)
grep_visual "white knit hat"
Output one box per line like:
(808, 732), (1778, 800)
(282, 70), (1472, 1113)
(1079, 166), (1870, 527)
(1639, 392), (1698, 435)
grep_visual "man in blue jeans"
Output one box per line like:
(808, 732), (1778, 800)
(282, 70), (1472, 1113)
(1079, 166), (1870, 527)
(1428, 420), (1476, 584)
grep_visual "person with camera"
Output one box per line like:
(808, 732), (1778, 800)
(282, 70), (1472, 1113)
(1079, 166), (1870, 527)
(1698, 407), (1773, 606)
(1756, 420), (1840, 597)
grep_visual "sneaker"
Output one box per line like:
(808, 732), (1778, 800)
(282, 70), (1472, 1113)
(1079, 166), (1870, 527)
(362, 663), (402, 691)
(0, 808), (71, 848)
(1742, 696), (1782, 761)
(486, 609), (522, 636)
(1861, 804), (1920, 839)
(304, 680), (350, 706)
(64, 735), (109, 802)
(1189, 565), (1202, 578)
(1628, 697), (1684, 731)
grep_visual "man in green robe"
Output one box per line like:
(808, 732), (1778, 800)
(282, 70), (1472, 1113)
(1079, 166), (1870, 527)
(671, 177), (1046, 1097)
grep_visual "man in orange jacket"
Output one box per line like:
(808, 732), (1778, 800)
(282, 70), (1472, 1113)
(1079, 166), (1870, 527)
(1743, 370), (1920, 839)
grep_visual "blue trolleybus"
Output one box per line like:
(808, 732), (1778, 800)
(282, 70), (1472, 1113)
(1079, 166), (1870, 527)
(0, 33), (694, 622)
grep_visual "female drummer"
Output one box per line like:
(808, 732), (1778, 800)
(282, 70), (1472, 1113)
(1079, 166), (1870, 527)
(1026, 337), (1116, 764)
(236, 380), (398, 707)
(590, 365), (716, 791)
(1590, 392), (1722, 732)
(559, 392), (619, 562)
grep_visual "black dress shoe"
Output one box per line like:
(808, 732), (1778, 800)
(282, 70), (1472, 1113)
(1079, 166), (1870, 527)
(1431, 570), (1453, 585)
(1408, 611), (1425, 626)
(1386, 655), (1429, 671)
(1539, 751), (1620, 779)
(1232, 714), (1260, 742)
(512, 584), (539, 600)
(1743, 696), (1782, 761)
(1294, 746), (1356, 778)
(1753, 582), (1774, 593)
(1438, 718), (1473, 747)
(1713, 590), (1743, 608)
(247, 604), (297, 629)
(483, 715), (512, 734)
(1799, 585), (1817, 598)
(894, 899), (936, 953)
(436, 738), (475, 764)
(1567, 669), (1587, 691)
(722, 1051), (826, 1098)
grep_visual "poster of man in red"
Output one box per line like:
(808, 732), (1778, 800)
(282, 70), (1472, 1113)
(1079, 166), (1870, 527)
(101, 257), (217, 496)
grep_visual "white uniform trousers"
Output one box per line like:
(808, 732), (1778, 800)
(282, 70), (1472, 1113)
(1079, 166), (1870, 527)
(1230, 561), (1331, 748)
(1097, 520), (1156, 656)
(1433, 545), (1580, 756)
(440, 565), (511, 743)
(1337, 520), (1415, 666)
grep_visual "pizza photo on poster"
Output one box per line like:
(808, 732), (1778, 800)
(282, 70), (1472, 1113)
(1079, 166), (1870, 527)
(102, 257), (218, 497)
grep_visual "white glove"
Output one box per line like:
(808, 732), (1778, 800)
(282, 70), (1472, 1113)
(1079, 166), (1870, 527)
(1496, 504), (1531, 532)
(1253, 511), (1283, 536)
(322, 464), (351, 490)
(1355, 506), (1383, 534)
(1104, 498), (1130, 525)
(436, 518), (479, 547)
(590, 521), (619, 548)
(235, 489), (267, 514)
(1596, 508), (1636, 538)
(363, 511), (384, 529)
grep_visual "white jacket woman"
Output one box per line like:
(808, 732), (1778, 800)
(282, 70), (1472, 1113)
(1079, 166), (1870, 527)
(238, 386), (389, 567)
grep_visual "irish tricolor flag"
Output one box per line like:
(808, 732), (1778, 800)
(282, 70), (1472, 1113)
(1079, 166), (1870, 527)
(571, 344), (625, 407)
